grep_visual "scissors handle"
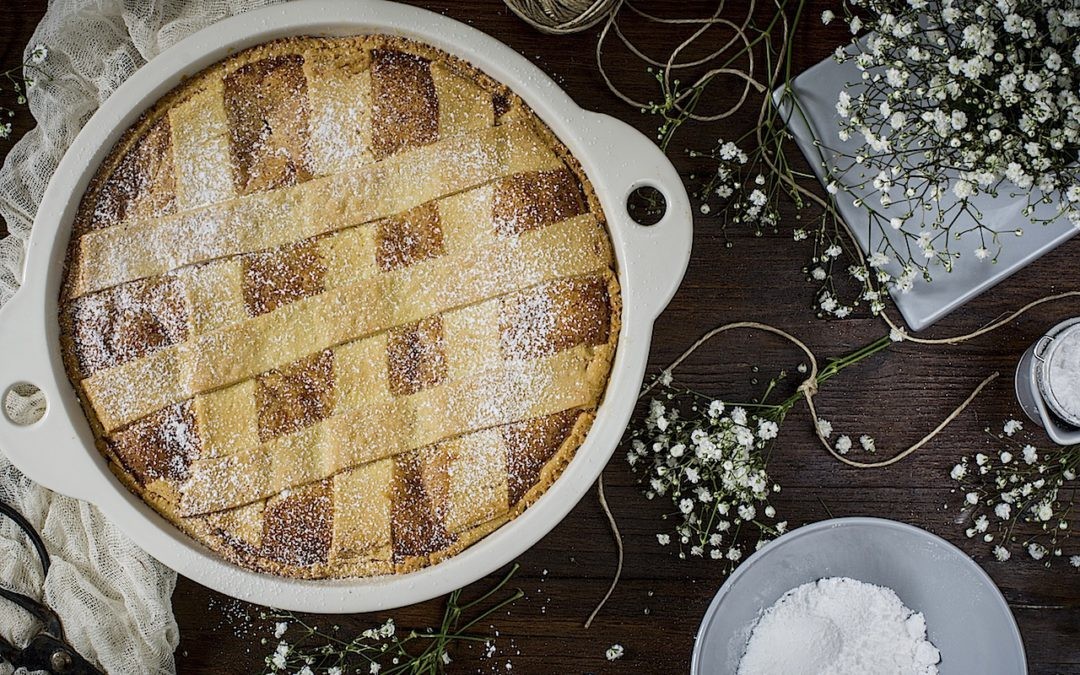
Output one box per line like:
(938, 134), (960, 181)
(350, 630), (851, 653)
(11, 634), (105, 675)
(0, 500), (104, 674)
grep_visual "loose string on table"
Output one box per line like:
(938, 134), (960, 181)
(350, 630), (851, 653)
(503, 0), (620, 34)
(548, 0), (1080, 626)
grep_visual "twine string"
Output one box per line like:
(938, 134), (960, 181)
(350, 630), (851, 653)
(595, 0), (762, 122)
(583, 473), (623, 629)
(638, 321), (996, 468)
(537, 0), (1079, 624)
(503, 0), (620, 34)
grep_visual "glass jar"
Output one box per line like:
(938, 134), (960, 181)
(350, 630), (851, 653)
(1015, 318), (1080, 445)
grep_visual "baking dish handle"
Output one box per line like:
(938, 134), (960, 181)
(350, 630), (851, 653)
(583, 112), (693, 321)
(0, 289), (99, 503)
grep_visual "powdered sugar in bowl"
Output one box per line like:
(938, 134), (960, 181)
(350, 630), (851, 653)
(691, 517), (1026, 675)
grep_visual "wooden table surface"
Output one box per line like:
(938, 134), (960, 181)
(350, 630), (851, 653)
(2, 1), (1077, 673)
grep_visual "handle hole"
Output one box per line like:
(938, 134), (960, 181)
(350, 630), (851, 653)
(626, 186), (667, 226)
(3, 383), (47, 426)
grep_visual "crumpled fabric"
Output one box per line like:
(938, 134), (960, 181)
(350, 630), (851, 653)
(0, 1), (284, 672)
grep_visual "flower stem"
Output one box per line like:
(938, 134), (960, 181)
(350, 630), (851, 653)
(776, 335), (892, 413)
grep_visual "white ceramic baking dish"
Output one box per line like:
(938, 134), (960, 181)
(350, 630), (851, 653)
(0, 0), (691, 612)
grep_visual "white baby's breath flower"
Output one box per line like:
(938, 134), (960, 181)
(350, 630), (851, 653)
(606, 644), (625, 661)
(1022, 445), (1038, 464)
(816, 418), (833, 438)
(995, 503), (1011, 520)
(1003, 419), (1023, 436)
(731, 407), (747, 426)
(822, 10), (835, 24)
(656, 533), (671, 546)
(274, 622), (288, 639)
(994, 546), (1011, 562)
(757, 419), (778, 440)
(1028, 543), (1047, 560)
(271, 643), (289, 669)
(835, 435), (853, 454)
(966, 492), (979, 505)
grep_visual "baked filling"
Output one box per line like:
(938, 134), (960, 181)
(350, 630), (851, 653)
(58, 35), (620, 578)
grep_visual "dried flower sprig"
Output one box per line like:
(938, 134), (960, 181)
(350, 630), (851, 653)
(260, 564), (523, 675)
(952, 421), (1079, 567)
(628, 334), (893, 570)
(0, 44), (48, 140)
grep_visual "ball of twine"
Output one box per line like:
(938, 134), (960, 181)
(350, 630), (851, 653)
(503, 0), (620, 34)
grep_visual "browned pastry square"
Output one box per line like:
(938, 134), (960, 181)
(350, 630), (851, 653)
(224, 55), (314, 195)
(500, 275), (611, 360)
(67, 276), (189, 377)
(260, 480), (334, 567)
(255, 349), (336, 441)
(108, 401), (200, 485)
(242, 238), (327, 316)
(370, 49), (439, 159)
(83, 116), (176, 232)
(386, 315), (448, 396)
(375, 201), (445, 272)
(390, 450), (455, 563)
(503, 410), (580, 504)
(492, 169), (584, 236)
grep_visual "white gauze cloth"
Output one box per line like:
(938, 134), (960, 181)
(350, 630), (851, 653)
(0, 1), (284, 672)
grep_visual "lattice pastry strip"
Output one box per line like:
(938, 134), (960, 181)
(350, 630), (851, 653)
(180, 341), (605, 515)
(185, 266), (609, 465)
(64, 161), (582, 387)
(69, 119), (557, 297)
(303, 45), (374, 177)
(168, 78), (236, 211)
(194, 415), (573, 573)
(82, 214), (611, 431)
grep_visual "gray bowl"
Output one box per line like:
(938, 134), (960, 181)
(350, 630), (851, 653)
(691, 518), (1026, 674)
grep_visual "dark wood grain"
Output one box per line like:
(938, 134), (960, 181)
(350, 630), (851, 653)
(2, 1), (1077, 673)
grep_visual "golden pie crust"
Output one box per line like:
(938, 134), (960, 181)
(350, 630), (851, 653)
(58, 35), (620, 578)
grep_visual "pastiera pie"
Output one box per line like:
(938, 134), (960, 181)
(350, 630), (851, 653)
(59, 35), (620, 578)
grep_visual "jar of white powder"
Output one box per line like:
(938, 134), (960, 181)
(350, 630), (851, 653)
(1016, 318), (1080, 445)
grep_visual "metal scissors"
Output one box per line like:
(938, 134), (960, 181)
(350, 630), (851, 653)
(0, 500), (105, 674)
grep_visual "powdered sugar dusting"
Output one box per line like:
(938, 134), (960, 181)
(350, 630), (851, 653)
(61, 35), (617, 579)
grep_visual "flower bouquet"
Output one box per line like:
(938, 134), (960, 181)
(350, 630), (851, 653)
(778, 0), (1080, 329)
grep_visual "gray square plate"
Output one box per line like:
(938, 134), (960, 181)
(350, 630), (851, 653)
(774, 50), (1077, 331)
